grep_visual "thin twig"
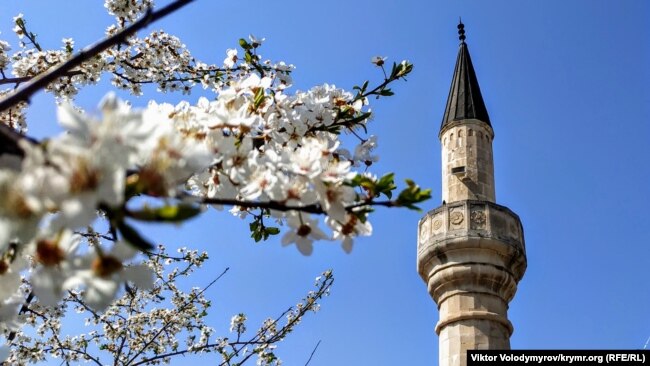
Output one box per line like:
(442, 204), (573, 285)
(304, 340), (321, 366)
(0, 0), (196, 113)
(227, 273), (333, 366)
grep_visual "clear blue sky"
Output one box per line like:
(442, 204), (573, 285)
(2, 1), (649, 365)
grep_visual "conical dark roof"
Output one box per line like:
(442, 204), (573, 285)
(441, 23), (491, 131)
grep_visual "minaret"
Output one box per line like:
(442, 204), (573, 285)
(417, 22), (527, 366)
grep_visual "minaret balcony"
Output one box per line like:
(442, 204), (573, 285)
(417, 200), (527, 302)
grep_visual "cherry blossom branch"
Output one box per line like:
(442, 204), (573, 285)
(44, 344), (103, 366)
(0, 121), (36, 156)
(197, 197), (324, 214)
(0, 52), (266, 93)
(36, 316), (75, 366)
(75, 230), (115, 242)
(0, 76), (32, 86)
(13, 17), (43, 52)
(125, 267), (229, 365)
(0, 0), (195, 113)
(188, 195), (396, 214)
(131, 270), (333, 366)
(0, 71), (85, 88)
(67, 291), (108, 327)
(227, 272), (333, 366)
(111, 64), (270, 85)
(359, 61), (412, 100)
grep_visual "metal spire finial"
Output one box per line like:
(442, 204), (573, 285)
(457, 19), (466, 43)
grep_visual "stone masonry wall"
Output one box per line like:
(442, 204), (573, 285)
(440, 120), (496, 203)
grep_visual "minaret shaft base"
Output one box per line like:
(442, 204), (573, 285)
(439, 319), (511, 366)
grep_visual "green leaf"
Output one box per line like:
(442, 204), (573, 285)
(376, 173), (397, 199)
(348, 172), (397, 200)
(396, 61), (414, 78)
(392, 62), (400, 78)
(117, 221), (155, 251)
(379, 88), (394, 96)
(249, 221), (259, 232)
(250, 216), (265, 242)
(253, 87), (265, 109)
(389, 61), (413, 79)
(244, 51), (253, 64)
(396, 179), (432, 211)
(251, 229), (263, 242)
(239, 38), (251, 50)
(128, 204), (202, 223)
(249, 214), (280, 242)
(265, 227), (280, 236)
(353, 80), (369, 94)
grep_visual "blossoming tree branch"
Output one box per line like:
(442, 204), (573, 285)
(0, 0), (430, 364)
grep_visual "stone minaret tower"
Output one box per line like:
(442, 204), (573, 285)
(417, 22), (527, 366)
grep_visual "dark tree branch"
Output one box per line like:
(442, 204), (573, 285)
(194, 196), (396, 215)
(0, 0), (196, 113)
(0, 76), (32, 85)
(0, 122), (36, 157)
(199, 197), (325, 214)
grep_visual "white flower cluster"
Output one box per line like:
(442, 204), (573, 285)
(4, 244), (212, 365)
(0, 38), (10, 70)
(5, 244), (332, 366)
(108, 30), (195, 95)
(0, 96), (27, 131)
(1, 66), (377, 257)
(2, 14), (293, 105)
(104, 0), (154, 23)
(0, 67), (392, 344)
(0, 2), (420, 351)
(5, 14), (107, 101)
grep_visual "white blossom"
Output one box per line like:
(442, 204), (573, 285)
(327, 214), (372, 253)
(224, 48), (237, 68)
(281, 213), (329, 255)
(64, 241), (154, 311)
